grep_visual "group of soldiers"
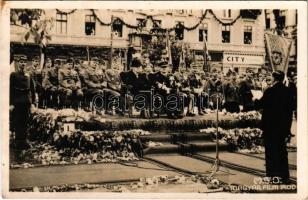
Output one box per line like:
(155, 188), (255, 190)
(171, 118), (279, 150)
(11, 55), (297, 118)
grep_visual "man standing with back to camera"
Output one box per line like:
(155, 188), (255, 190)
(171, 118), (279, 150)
(254, 70), (295, 184)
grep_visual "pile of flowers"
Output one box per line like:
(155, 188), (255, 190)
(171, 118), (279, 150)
(11, 129), (150, 167)
(15, 174), (230, 192)
(230, 111), (262, 121)
(28, 108), (93, 142)
(200, 127), (264, 153)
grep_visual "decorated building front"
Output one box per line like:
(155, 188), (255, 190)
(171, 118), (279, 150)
(10, 9), (266, 72)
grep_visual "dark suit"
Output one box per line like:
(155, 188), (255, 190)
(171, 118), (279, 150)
(120, 70), (140, 95)
(239, 78), (255, 111)
(254, 81), (294, 183)
(10, 71), (36, 150)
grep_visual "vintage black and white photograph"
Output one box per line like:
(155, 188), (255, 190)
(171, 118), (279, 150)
(1, 1), (307, 198)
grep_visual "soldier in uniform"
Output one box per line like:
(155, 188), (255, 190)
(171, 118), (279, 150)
(58, 58), (83, 109)
(223, 73), (240, 113)
(10, 56), (36, 157)
(164, 68), (184, 118)
(42, 58), (59, 108)
(105, 64), (123, 114)
(239, 71), (255, 111)
(179, 71), (195, 116)
(190, 71), (206, 115)
(30, 56), (44, 108)
(147, 64), (170, 117)
(81, 58), (106, 111)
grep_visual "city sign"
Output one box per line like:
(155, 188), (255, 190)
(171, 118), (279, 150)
(223, 54), (264, 65)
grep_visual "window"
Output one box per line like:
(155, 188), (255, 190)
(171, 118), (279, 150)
(136, 18), (146, 29)
(223, 9), (231, 18)
(279, 10), (286, 28)
(266, 18), (270, 29)
(56, 12), (67, 34)
(265, 10), (271, 29)
(153, 20), (162, 28)
(175, 21), (184, 40)
(112, 19), (123, 37)
(85, 15), (96, 35)
(244, 25), (252, 44)
(199, 24), (208, 42)
(222, 25), (230, 43)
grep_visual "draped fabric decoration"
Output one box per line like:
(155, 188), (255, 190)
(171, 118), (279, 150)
(55, 9), (77, 15)
(55, 9), (261, 32)
(208, 10), (242, 26)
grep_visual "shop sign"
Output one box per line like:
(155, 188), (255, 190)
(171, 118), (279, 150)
(223, 54), (264, 65)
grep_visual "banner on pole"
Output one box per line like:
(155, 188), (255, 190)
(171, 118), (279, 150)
(203, 31), (209, 71)
(265, 33), (292, 73)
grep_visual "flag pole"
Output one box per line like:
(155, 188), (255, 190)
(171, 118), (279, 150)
(203, 30), (208, 72)
(109, 15), (114, 69)
(284, 40), (293, 75)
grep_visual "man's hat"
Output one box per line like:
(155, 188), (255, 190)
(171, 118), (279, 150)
(272, 70), (285, 82)
(131, 58), (142, 68)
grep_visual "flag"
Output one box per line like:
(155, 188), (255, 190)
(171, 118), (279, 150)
(265, 33), (292, 74)
(203, 31), (209, 71)
(166, 32), (172, 65)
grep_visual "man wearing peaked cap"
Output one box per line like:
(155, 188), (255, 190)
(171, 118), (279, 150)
(58, 58), (83, 109)
(10, 55), (36, 158)
(42, 57), (59, 108)
(254, 70), (295, 184)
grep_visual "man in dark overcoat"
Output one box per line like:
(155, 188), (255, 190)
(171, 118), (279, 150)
(254, 70), (295, 184)
(10, 56), (36, 156)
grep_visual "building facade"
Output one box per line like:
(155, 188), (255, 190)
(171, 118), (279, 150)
(11, 9), (267, 73)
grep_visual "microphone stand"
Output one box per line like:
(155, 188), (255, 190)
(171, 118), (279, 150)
(208, 93), (231, 179)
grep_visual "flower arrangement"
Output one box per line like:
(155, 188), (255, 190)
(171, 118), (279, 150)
(200, 127), (264, 153)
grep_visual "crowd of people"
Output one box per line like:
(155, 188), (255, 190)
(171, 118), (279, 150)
(10, 54), (297, 184)
(10, 55), (297, 119)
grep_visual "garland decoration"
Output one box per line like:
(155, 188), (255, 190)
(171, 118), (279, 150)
(208, 9), (242, 26)
(91, 9), (112, 26)
(58, 9), (259, 31)
(56, 9), (77, 15)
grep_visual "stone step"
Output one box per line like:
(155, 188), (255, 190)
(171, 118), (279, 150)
(140, 132), (214, 143)
(142, 141), (230, 155)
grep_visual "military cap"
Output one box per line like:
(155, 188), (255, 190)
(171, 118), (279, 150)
(19, 55), (27, 61)
(45, 57), (52, 62)
(66, 58), (74, 63)
(91, 57), (99, 62)
(54, 58), (61, 65)
(74, 59), (81, 64)
(32, 56), (40, 61)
